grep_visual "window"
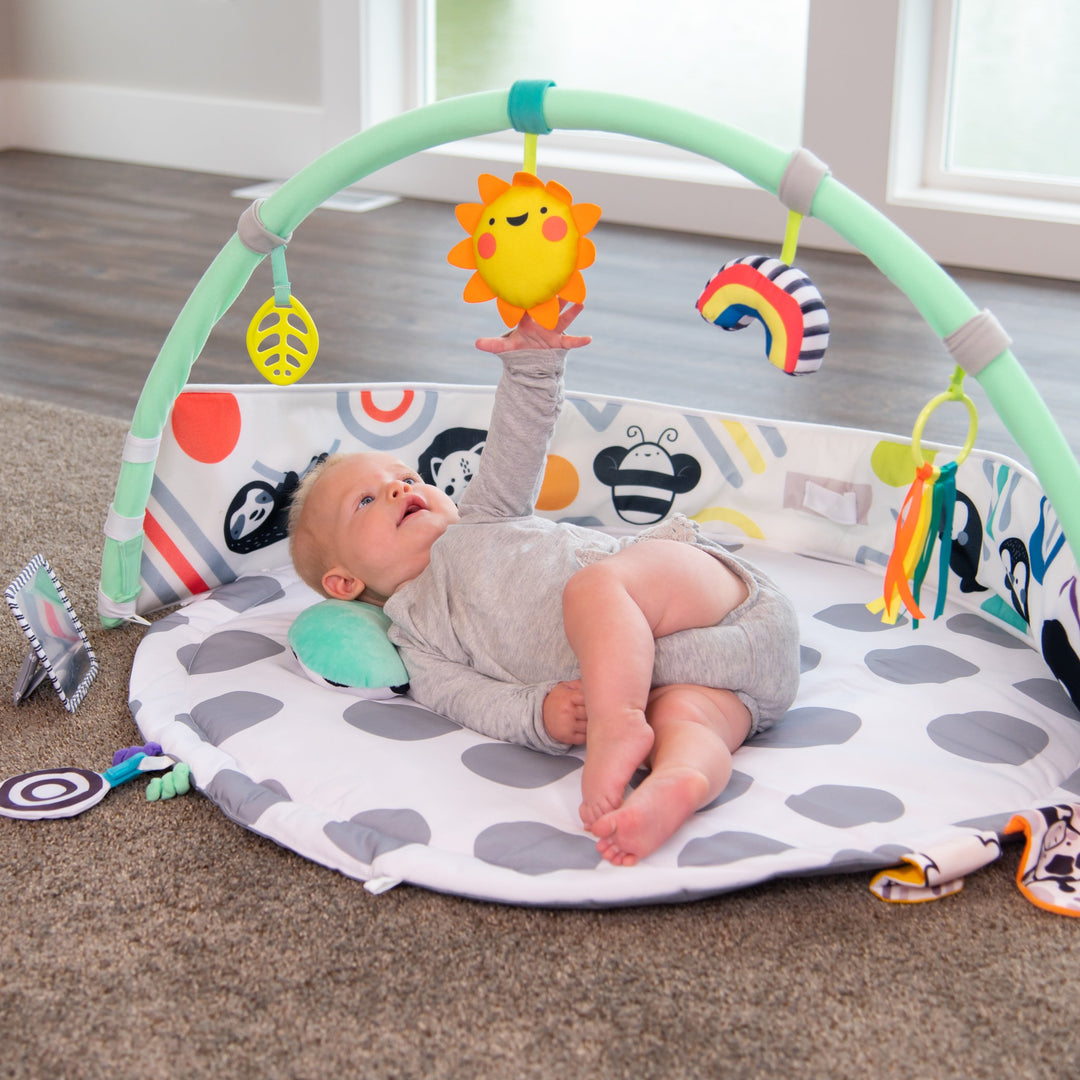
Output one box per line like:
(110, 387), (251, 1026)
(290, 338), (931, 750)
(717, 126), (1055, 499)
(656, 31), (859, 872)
(354, 0), (1080, 281)
(433, 0), (809, 151)
(925, 0), (1080, 202)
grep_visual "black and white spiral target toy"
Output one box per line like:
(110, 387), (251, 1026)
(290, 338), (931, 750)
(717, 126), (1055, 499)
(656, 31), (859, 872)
(0, 767), (109, 819)
(0, 745), (177, 820)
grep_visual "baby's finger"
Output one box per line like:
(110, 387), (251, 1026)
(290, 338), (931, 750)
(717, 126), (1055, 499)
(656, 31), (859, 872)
(555, 302), (584, 330)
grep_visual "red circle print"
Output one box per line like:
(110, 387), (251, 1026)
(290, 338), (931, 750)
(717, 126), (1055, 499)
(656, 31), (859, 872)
(542, 216), (568, 242)
(171, 391), (242, 463)
(477, 232), (496, 260)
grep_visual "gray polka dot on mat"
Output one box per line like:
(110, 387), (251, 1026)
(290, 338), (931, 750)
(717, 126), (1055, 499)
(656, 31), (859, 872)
(461, 744), (582, 788)
(1058, 768), (1080, 797)
(818, 845), (908, 873)
(814, 603), (908, 632)
(474, 822), (601, 874)
(678, 830), (793, 867)
(187, 691), (284, 744)
(177, 644), (199, 672)
(184, 630), (285, 674)
(785, 784), (905, 827)
(699, 769), (753, 811)
(864, 645), (979, 685)
(203, 769), (291, 825)
(954, 812), (1019, 835)
(873, 843), (913, 863)
(210, 575), (285, 611)
(927, 711), (1049, 765)
(174, 712), (197, 736)
(946, 612), (1033, 650)
(325, 808), (432, 863)
(1014, 677), (1080, 720)
(822, 849), (882, 873)
(800, 645), (821, 673)
(344, 700), (460, 740)
(751, 707), (861, 748)
(146, 611), (189, 635)
(260, 777), (292, 799)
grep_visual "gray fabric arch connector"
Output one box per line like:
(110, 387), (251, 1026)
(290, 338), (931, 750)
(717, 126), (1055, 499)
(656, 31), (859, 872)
(237, 199), (293, 254)
(778, 148), (831, 216)
(944, 309), (1012, 375)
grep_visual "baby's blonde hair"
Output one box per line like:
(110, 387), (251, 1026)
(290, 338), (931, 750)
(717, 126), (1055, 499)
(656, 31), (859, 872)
(288, 452), (348, 597)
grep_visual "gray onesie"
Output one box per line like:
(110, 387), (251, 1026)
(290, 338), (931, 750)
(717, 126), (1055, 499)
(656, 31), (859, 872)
(385, 349), (800, 753)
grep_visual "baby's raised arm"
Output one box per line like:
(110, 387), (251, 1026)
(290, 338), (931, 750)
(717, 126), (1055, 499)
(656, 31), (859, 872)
(457, 306), (590, 520)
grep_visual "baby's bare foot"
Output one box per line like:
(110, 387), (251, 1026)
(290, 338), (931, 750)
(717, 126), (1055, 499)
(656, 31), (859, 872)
(578, 712), (654, 829)
(590, 765), (710, 866)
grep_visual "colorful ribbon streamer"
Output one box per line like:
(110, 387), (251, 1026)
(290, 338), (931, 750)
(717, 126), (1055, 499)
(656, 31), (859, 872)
(868, 462), (936, 623)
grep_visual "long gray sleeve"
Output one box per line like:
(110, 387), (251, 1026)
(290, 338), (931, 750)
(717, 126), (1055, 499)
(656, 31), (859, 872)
(457, 349), (566, 521)
(398, 638), (569, 753)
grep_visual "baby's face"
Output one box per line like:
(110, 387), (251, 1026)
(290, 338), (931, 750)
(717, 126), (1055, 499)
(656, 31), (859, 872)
(312, 452), (459, 602)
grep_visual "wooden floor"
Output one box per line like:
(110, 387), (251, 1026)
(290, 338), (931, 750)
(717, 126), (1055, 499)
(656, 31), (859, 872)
(2, 149), (1079, 468)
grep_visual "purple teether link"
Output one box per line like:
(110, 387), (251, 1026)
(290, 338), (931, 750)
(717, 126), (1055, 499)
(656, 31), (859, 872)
(112, 742), (163, 765)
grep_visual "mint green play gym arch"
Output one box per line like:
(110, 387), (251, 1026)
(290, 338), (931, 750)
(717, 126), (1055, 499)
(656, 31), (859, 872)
(98, 83), (1080, 627)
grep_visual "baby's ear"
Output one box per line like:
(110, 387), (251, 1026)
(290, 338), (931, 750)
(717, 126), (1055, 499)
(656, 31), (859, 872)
(322, 566), (366, 601)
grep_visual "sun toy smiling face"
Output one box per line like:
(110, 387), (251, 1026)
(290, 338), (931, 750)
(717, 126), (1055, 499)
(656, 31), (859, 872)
(448, 172), (601, 329)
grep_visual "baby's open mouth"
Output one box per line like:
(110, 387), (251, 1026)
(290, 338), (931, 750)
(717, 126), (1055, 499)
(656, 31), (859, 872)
(398, 494), (427, 524)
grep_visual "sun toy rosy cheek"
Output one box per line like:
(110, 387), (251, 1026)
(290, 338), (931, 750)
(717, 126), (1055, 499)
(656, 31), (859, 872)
(448, 171), (601, 330)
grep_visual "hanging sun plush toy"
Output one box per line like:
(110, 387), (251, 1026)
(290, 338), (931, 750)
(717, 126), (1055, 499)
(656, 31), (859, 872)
(448, 172), (601, 329)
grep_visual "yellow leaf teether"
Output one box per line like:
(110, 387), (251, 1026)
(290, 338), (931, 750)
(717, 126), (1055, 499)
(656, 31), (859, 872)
(246, 295), (319, 385)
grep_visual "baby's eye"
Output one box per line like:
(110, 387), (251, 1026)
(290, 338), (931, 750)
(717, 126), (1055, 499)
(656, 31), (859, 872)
(402, 477), (417, 486)
(358, 495), (374, 509)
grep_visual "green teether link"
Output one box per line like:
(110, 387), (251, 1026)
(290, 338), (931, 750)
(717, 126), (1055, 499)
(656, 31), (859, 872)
(270, 245), (292, 306)
(508, 80), (556, 135)
(146, 763), (191, 802)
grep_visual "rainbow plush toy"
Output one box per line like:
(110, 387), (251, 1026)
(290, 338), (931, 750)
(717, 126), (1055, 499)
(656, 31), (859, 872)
(696, 254), (829, 375)
(448, 172), (601, 329)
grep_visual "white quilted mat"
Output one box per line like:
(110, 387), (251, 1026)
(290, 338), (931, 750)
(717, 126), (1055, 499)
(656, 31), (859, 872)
(129, 540), (1080, 907)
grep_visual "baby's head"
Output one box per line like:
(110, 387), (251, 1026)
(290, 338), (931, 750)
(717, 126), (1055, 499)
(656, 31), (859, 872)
(289, 451), (459, 605)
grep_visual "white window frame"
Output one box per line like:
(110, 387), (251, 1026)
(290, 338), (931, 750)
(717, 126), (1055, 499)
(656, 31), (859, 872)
(922, 0), (1080, 205)
(331, 0), (1080, 282)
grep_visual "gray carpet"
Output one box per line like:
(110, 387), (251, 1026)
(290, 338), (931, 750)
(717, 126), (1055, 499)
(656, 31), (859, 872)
(1, 391), (1078, 1080)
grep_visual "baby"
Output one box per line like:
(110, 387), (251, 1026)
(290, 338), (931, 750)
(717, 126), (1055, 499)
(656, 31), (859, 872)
(289, 305), (800, 865)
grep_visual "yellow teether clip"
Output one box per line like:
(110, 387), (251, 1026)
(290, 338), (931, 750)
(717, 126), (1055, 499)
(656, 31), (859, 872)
(246, 294), (319, 385)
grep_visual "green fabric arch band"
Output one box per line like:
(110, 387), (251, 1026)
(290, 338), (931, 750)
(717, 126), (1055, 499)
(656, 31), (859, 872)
(508, 79), (556, 135)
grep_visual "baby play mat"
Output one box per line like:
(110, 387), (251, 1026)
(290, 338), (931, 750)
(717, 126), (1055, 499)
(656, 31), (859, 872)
(103, 85), (1080, 910)
(127, 383), (1080, 908)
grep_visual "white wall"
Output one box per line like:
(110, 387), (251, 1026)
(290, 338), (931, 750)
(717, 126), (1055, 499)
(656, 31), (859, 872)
(0, 0), (330, 176)
(0, 2), (12, 77)
(8, 0), (320, 103)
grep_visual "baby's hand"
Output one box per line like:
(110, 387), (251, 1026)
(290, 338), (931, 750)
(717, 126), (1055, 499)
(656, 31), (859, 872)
(476, 303), (591, 354)
(542, 679), (587, 745)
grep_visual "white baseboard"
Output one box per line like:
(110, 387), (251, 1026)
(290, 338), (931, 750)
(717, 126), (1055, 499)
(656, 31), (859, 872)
(1, 78), (325, 180)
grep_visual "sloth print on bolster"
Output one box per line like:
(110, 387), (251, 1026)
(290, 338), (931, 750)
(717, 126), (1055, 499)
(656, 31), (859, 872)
(224, 452), (330, 555)
(593, 426), (702, 525)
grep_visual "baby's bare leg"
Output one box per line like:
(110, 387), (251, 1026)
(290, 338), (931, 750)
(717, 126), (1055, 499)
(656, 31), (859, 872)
(592, 684), (752, 866)
(562, 539), (749, 828)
